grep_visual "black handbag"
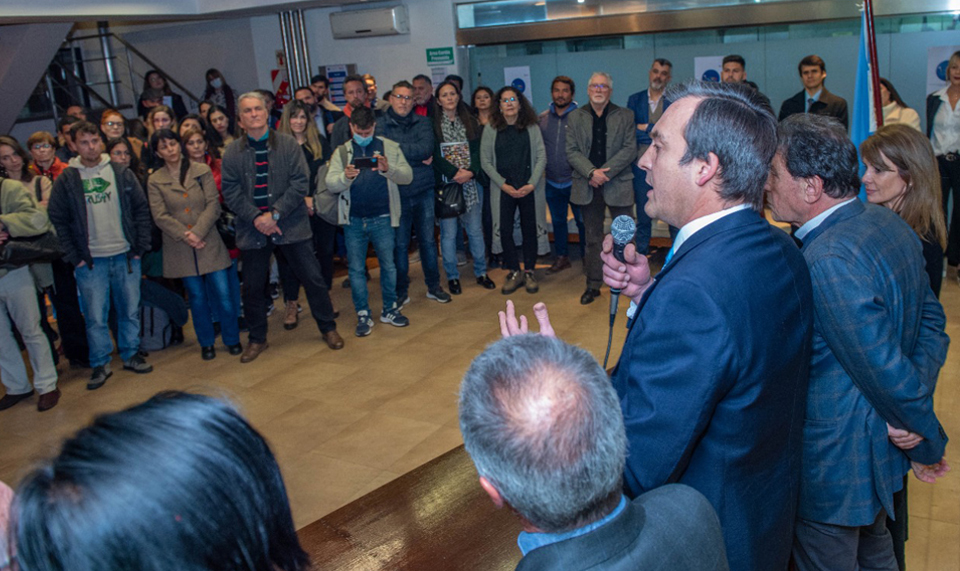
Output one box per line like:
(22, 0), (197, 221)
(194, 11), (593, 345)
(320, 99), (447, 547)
(216, 209), (237, 250)
(0, 177), (64, 267)
(0, 232), (63, 267)
(435, 180), (466, 219)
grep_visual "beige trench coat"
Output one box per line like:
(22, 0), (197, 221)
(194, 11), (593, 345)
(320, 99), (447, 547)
(147, 161), (230, 278)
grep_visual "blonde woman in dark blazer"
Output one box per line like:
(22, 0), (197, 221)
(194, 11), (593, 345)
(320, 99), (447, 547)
(147, 129), (241, 360)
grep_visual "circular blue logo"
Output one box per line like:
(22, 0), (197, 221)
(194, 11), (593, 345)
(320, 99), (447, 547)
(702, 69), (720, 82)
(937, 60), (949, 81)
(511, 78), (526, 93)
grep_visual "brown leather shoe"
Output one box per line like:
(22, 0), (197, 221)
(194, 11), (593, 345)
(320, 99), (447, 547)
(322, 330), (345, 350)
(283, 300), (299, 330)
(37, 389), (61, 412)
(0, 390), (34, 411)
(240, 342), (269, 363)
(546, 255), (571, 275)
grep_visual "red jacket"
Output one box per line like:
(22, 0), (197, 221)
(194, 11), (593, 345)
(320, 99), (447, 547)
(30, 157), (67, 181)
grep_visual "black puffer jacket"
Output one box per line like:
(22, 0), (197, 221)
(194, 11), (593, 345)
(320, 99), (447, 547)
(379, 108), (435, 198)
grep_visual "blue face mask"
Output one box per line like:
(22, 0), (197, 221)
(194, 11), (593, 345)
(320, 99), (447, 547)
(353, 134), (373, 147)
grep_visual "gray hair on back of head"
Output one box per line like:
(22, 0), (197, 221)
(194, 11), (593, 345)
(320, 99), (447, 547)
(458, 334), (626, 533)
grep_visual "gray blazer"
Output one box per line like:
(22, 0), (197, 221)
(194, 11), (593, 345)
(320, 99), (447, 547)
(220, 130), (312, 250)
(516, 485), (728, 571)
(565, 103), (637, 207)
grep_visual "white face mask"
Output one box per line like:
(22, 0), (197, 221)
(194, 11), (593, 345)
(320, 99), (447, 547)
(210, 78), (223, 89)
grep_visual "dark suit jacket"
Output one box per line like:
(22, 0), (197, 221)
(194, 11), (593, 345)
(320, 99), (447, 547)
(926, 91), (946, 139)
(625, 89), (672, 147)
(612, 208), (813, 571)
(779, 87), (849, 129)
(516, 485), (728, 571)
(799, 200), (949, 527)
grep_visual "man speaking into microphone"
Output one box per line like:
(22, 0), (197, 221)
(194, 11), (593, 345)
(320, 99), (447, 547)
(502, 81), (814, 571)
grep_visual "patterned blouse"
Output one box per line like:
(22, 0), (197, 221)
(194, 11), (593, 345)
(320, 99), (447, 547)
(439, 114), (479, 209)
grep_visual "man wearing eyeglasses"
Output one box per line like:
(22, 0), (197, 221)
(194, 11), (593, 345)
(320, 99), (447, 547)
(565, 72), (637, 306)
(380, 80), (451, 306)
(626, 59), (673, 256)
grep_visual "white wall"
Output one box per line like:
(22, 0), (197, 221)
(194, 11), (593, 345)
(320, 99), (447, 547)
(109, 18), (261, 111)
(305, 0), (459, 90)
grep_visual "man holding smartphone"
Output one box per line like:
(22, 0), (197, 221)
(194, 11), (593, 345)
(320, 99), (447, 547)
(326, 106), (413, 337)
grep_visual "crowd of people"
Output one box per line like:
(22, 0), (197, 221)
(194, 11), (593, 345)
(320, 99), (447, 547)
(0, 48), (958, 571)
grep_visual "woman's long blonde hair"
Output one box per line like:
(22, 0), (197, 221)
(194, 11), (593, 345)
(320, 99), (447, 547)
(278, 100), (323, 159)
(861, 124), (946, 249)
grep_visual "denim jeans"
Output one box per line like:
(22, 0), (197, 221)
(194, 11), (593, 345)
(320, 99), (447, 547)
(75, 253), (141, 366)
(344, 215), (397, 314)
(396, 190), (441, 299)
(440, 201), (487, 280)
(545, 181), (584, 258)
(183, 268), (240, 347)
(207, 257), (243, 322)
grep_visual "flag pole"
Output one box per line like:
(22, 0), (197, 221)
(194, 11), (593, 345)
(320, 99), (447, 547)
(863, 0), (883, 128)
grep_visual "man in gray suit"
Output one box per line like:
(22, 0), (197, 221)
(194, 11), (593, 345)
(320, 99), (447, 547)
(565, 72), (637, 305)
(766, 114), (950, 571)
(459, 334), (728, 571)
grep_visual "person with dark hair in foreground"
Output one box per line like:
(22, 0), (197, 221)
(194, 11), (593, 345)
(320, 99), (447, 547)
(11, 391), (310, 571)
(506, 80), (814, 571)
(768, 114), (949, 571)
(460, 335), (728, 570)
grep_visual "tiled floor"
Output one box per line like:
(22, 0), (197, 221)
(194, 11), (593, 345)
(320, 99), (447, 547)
(0, 251), (957, 570)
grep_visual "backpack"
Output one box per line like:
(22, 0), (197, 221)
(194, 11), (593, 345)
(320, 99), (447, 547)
(139, 305), (173, 351)
(315, 145), (349, 225)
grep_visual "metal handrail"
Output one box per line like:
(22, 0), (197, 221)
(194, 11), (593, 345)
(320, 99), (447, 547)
(48, 60), (115, 109)
(107, 33), (202, 104)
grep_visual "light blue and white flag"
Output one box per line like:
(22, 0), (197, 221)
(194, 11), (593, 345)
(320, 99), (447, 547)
(851, 9), (878, 201)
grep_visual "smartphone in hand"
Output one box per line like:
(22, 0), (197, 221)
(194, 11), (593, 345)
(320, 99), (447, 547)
(354, 156), (378, 170)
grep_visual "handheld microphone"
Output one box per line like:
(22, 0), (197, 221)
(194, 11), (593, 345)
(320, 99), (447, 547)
(604, 215), (636, 368)
(610, 215), (636, 267)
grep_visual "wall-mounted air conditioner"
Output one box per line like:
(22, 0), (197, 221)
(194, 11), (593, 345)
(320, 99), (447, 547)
(330, 6), (410, 39)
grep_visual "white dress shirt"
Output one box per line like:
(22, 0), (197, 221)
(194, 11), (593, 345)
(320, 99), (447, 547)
(930, 87), (960, 156)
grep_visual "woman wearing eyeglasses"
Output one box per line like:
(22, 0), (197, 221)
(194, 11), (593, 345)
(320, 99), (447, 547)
(100, 109), (145, 161)
(480, 86), (548, 295)
(26, 132), (67, 182)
